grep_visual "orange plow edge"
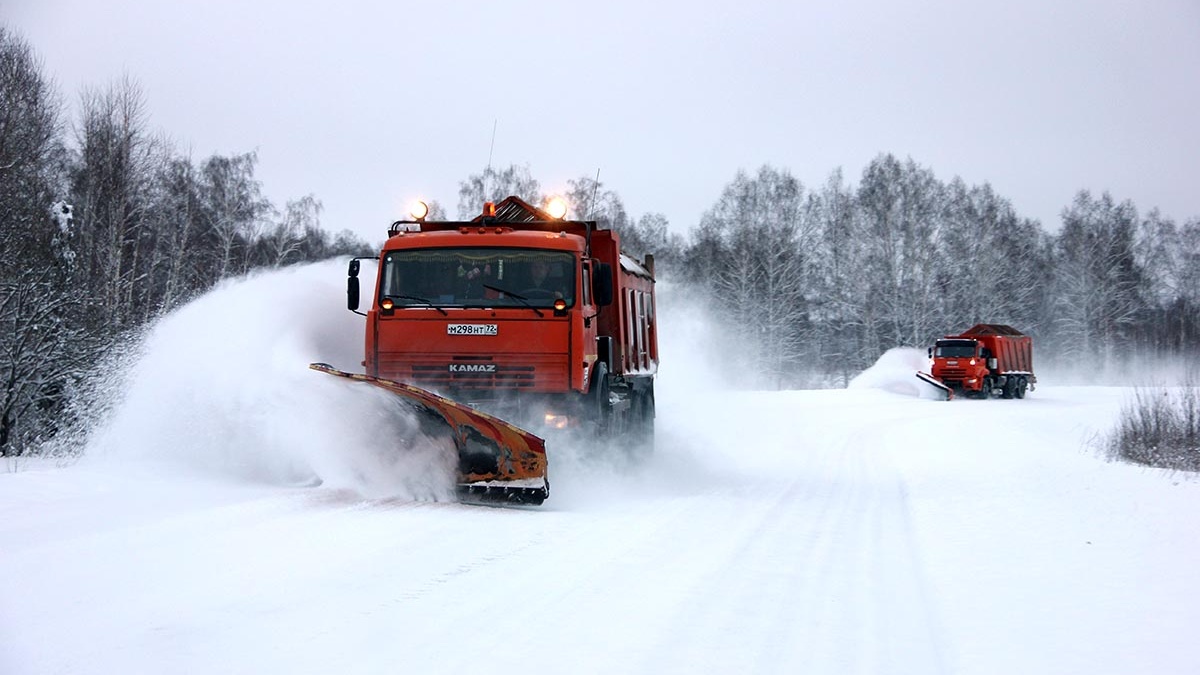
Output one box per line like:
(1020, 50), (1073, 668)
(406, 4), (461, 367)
(310, 363), (549, 505)
(915, 371), (954, 401)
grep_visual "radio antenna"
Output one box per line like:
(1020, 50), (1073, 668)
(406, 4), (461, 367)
(587, 168), (601, 219)
(484, 120), (497, 200)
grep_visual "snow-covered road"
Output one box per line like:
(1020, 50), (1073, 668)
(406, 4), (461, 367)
(5, 385), (1197, 674)
(2, 264), (1198, 674)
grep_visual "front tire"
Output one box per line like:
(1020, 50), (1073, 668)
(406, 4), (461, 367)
(588, 362), (613, 437)
(628, 383), (655, 459)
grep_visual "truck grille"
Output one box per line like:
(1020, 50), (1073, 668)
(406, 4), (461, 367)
(412, 362), (535, 388)
(937, 367), (967, 384)
(378, 354), (569, 390)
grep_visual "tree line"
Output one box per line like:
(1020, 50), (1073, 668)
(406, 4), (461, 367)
(678, 161), (1200, 388)
(4, 25), (1199, 456)
(441, 158), (1199, 390)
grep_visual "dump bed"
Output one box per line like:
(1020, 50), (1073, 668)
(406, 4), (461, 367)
(953, 324), (1034, 376)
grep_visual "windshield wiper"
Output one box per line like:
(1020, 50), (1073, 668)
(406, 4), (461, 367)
(386, 294), (448, 316)
(482, 284), (544, 317)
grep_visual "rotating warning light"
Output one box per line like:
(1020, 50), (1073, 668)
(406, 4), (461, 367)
(410, 200), (429, 221)
(553, 298), (567, 312)
(381, 298), (395, 310)
(545, 197), (568, 220)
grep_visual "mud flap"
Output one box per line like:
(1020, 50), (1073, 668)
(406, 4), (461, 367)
(915, 371), (954, 401)
(310, 363), (549, 505)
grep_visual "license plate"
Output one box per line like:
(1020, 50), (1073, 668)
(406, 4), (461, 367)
(447, 324), (498, 336)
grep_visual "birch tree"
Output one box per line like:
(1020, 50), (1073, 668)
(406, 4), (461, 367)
(199, 152), (271, 281)
(621, 212), (686, 276)
(563, 175), (629, 230)
(693, 166), (811, 387)
(1052, 191), (1146, 371)
(69, 76), (160, 330)
(0, 27), (65, 278)
(855, 154), (945, 353)
(808, 169), (872, 383)
(938, 179), (1049, 333)
(456, 164), (541, 218)
(259, 195), (322, 268)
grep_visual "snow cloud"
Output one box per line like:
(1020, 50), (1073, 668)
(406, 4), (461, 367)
(78, 261), (457, 500)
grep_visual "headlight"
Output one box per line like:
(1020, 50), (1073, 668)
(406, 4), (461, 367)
(545, 197), (568, 219)
(410, 200), (429, 220)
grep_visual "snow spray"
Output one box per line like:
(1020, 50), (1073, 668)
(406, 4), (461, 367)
(79, 260), (457, 500)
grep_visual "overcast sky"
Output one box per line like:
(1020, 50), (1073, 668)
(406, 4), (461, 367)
(7, 0), (1200, 241)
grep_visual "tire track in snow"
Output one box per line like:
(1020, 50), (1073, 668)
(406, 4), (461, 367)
(733, 400), (950, 675)
(359, 416), (949, 674)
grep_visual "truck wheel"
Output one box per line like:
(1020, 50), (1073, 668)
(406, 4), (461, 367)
(975, 379), (991, 399)
(1002, 377), (1016, 399)
(1015, 377), (1027, 399)
(589, 363), (612, 436)
(629, 384), (655, 459)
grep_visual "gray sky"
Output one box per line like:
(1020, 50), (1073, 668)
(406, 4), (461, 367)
(7, 0), (1200, 241)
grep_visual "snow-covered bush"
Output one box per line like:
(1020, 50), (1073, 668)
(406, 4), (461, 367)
(1107, 381), (1200, 471)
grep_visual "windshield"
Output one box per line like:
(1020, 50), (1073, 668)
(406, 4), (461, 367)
(934, 340), (977, 358)
(379, 248), (576, 309)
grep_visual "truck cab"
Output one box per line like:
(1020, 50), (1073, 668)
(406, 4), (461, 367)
(930, 338), (990, 394)
(347, 196), (657, 442)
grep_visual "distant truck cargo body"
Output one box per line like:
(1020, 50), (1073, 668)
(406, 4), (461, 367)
(928, 324), (1036, 399)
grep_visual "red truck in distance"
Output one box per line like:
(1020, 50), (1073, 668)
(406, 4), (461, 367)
(925, 323), (1036, 399)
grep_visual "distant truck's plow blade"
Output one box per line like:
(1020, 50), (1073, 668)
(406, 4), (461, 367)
(915, 371), (954, 401)
(310, 363), (549, 505)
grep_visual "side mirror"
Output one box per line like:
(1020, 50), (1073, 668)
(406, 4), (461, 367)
(927, 347), (933, 358)
(347, 259), (361, 311)
(347, 277), (360, 311)
(593, 262), (614, 307)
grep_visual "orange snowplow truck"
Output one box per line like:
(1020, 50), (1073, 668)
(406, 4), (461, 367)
(312, 196), (658, 505)
(928, 324), (1036, 399)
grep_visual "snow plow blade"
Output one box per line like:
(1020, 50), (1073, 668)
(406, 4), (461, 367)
(309, 363), (549, 505)
(915, 371), (954, 401)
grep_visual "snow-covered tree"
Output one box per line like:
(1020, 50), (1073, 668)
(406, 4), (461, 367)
(1051, 191), (1146, 372)
(855, 154), (946, 353)
(807, 168), (872, 384)
(260, 195), (322, 268)
(937, 179), (1049, 335)
(691, 166), (811, 387)
(456, 164), (541, 218)
(68, 76), (164, 330)
(198, 151), (272, 281)
(621, 212), (685, 277)
(0, 26), (65, 276)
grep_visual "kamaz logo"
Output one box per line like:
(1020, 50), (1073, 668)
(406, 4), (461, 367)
(449, 364), (497, 373)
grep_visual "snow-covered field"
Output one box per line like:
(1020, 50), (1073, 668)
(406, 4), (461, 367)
(2, 263), (1198, 675)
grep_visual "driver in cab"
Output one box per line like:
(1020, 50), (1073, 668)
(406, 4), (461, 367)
(526, 259), (564, 298)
